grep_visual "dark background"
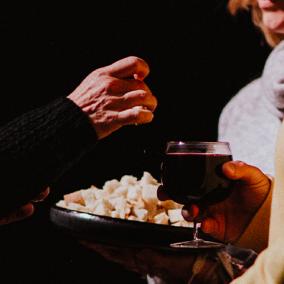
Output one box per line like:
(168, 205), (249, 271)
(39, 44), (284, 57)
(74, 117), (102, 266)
(0, 1), (270, 283)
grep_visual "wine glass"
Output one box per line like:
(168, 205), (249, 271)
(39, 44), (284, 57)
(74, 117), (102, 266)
(161, 141), (233, 249)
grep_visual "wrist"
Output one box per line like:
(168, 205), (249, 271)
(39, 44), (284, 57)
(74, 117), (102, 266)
(234, 179), (273, 252)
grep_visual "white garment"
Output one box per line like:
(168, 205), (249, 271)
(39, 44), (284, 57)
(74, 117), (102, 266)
(218, 41), (284, 175)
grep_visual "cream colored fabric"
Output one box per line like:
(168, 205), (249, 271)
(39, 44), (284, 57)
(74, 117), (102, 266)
(231, 244), (284, 284)
(270, 120), (284, 246)
(231, 120), (284, 283)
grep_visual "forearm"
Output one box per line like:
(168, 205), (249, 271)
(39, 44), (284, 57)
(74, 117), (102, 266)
(0, 96), (97, 215)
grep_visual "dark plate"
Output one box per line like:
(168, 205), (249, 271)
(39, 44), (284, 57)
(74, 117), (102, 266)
(49, 205), (204, 250)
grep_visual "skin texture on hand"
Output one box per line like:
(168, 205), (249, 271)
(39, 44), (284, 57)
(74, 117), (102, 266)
(0, 187), (50, 225)
(68, 56), (157, 140)
(158, 161), (271, 244)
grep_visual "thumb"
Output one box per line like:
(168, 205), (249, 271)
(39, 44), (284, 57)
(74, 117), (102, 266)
(222, 161), (268, 187)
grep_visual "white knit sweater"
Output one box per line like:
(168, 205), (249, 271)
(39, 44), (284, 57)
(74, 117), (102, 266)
(218, 41), (284, 175)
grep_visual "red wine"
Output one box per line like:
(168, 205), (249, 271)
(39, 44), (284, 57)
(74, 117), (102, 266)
(161, 153), (232, 205)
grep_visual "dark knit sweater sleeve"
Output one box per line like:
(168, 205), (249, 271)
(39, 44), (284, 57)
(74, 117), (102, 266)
(0, 96), (98, 215)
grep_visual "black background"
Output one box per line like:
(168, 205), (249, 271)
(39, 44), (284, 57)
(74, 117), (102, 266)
(0, 1), (270, 283)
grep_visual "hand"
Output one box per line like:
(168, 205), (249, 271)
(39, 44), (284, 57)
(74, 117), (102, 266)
(158, 161), (271, 243)
(68, 56), (157, 140)
(0, 187), (50, 225)
(80, 241), (207, 283)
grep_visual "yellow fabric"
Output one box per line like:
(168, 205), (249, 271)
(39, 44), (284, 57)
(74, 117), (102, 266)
(231, 120), (284, 283)
(270, 122), (284, 246)
(231, 244), (284, 284)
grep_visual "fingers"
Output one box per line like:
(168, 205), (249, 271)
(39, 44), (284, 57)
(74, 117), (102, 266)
(91, 106), (155, 139)
(157, 185), (170, 201)
(122, 90), (157, 111)
(100, 56), (150, 80)
(108, 90), (157, 112)
(32, 187), (50, 202)
(200, 217), (220, 239)
(181, 204), (200, 221)
(101, 78), (157, 112)
(99, 77), (152, 96)
(0, 203), (34, 225)
(116, 106), (154, 126)
(64, 190), (85, 205)
(222, 161), (269, 187)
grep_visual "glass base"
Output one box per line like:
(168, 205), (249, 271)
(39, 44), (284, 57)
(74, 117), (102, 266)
(170, 239), (225, 249)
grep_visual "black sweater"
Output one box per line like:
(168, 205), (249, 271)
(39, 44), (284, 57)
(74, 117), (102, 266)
(0, 96), (97, 215)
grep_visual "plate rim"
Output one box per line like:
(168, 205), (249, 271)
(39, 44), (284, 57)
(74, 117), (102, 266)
(50, 204), (193, 233)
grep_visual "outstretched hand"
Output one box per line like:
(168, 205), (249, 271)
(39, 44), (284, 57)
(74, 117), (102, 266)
(0, 187), (50, 225)
(68, 56), (157, 139)
(158, 161), (271, 243)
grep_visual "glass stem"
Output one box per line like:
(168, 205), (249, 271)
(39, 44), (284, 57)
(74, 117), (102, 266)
(193, 222), (201, 241)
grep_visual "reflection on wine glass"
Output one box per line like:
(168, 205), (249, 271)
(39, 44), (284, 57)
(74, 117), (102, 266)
(161, 141), (233, 249)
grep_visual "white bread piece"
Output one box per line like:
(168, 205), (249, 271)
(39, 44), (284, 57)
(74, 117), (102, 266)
(158, 200), (182, 210)
(153, 211), (169, 225)
(127, 215), (137, 221)
(168, 208), (184, 223)
(120, 175), (138, 186)
(127, 184), (142, 201)
(80, 187), (98, 208)
(56, 200), (67, 208)
(103, 179), (121, 195)
(111, 185), (128, 198)
(109, 196), (131, 219)
(129, 197), (145, 209)
(94, 189), (105, 200)
(64, 202), (88, 212)
(140, 171), (159, 186)
(92, 199), (113, 216)
(171, 220), (193, 228)
(110, 211), (121, 218)
(64, 190), (85, 206)
(141, 184), (158, 204)
(133, 208), (148, 221)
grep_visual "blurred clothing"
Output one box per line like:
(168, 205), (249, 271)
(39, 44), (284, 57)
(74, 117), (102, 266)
(231, 118), (284, 284)
(219, 41), (284, 175)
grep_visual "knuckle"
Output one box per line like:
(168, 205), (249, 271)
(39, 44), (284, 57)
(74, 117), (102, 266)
(133, 107), (141, 119)
(127, 56), (142, 66)
(91, 67), (106, 78)
(133, 81), (147, 92)
(128, 56), (148, 72)
(106, 96), (119, 109)
(138, 90), (147, 100)
(101, 77), (116, 93)
(101, 96), (113, 109)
